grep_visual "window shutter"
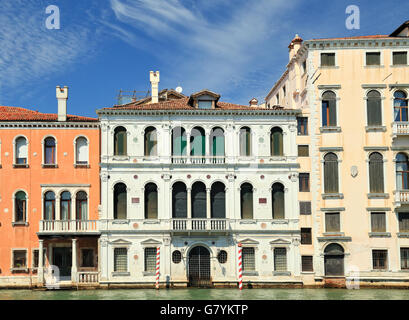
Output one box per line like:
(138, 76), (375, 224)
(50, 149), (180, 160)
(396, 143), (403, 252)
(300, 201), (311, 215)
(328, 99), (337, 126)
(401, 248), (409, 270)
(325, 212), (340, 232)
(302, 256), (313, 272)
(324, 154), (338, 193)
(399, 213), (409, 232)
(242, 247), (255, 271)
(274, 248), (287, 271)
(371, 212), (386, 232)
(369, 153), (384, 193)
(114, 248), (128, 272)
(366, 52), (380, 65)
(367, 98), (382, 126)
(144, 248), (157, 272)
(393, 52), (408, 65)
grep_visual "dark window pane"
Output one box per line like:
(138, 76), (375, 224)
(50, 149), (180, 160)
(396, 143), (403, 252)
(321, 53), (335, 66)
(13, 250), (26, 268)
(81, 249), (94, 267)
(302, 256), (313, 272)
(297, 117), (308, 135)
(272, 183), (285, 219)
(192, 182), (206, 218)
(145, 183), (158, 219)
(211, 182), (226, 218)
(144, 248), (157, 272)
(369, 152), (384, 193)
(172, 182), (187, 218)
(114, 248), (127, 272)
(241, 183), (253, 219)
(274, 248), (287, 271)
(372, 250), (388, 270)
(300, 201), (312, 215)
(401, 248), (409, 270)
(242, 247), (255, 271)
(114, 183), (127, 219)
(393, 52), (407, 65)
(371, 212), (386, 232)
(325, 212), (340, 232)
(298, 145), (309, 157)
(399, 213), (409, 232)
(301, 228), (312, 245)
(366, 52), (381, 65)
(324, 153), (339, 193)
(271, 127), (283, 156)
(299, 173), (310, 192)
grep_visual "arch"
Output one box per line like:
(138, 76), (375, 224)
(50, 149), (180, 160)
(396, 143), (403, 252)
(144, 126), (157, 156)
(396, 152), (409, 190)
(188, 245), (211, 287)
(15, 136), (28, 164)
(209, 127), (225, 157)
(191, 181), (206, 218)
(324, 152), (339, 193)
(76, 191), (88, 220)
(211, 182), (226, 218)
(44, 136), (56, 165)
(172, 127), (187, 156)
(172, 182), (187, 218)
(114, 183), (127, 219)
(394, 90), (408, 122)
(366, 90), (382, 126)
(145, 183), (158, 219)
(240, 183), (253, 219)
(322, 90), (337, 127)
(324, 243), (345, 276)
(44, 191), (56, 220)
(270, 127), (283, 156)
(369, 152), (384, 193)
(60, 191), (71, 220)
(75, 136), (89, 165)
(239, 127), (251, 156)
(190, 127), (205, 157)
(14, 191), (27, 222)
(114, 126), (127, 156)
(272, 183), (285, 219)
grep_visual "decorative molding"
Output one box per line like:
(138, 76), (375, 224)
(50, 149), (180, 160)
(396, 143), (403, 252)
(364, 146), (389, 151)
(389, 84), (409, 89)
(317, 236), (352, 242)
(320, 207), (345, 212)
(317, 85), (341, 90)
(361, 84), (387, 89)
(366, 207), (391, 211)
(319, 147), (343, 152)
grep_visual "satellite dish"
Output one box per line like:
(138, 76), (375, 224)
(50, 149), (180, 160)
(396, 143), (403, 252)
(176, 86), (183, 93)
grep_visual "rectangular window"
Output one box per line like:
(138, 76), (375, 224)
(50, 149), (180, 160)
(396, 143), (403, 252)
(13, 250), (27, 269)
(393, 51), (408, 65)
(297, 117), (308, 135)
(274, 248), (287, 271)
(366, 52), (381, 66)
(371, 212), (386, 232)
(301, 228), (312, 245)
(299, 173), (310, 192)
(144, 248), (157, 273)
(321, 53), (336, 67)
(325, 212), (340, 232)
(276, 93), (280, 105)
(372, 250), (388, 270)
(283, 86), (286, 97)
(242, 247), (255, 272)
(32, 249), (46, 269)
(81, 249), (95, 267)
(302, 60), (307, 74)
(401, 248), (409, 270)
(302, 256), (313, 272)
(298, 145), (309, 157)
(114, 248), (127, 272)
(399, 213), (409, 232)
(300, 201), (312, 215)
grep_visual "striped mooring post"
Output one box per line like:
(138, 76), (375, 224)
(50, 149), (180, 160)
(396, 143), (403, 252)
(155, 246), (160, 289)
(238, 243), (243, 290)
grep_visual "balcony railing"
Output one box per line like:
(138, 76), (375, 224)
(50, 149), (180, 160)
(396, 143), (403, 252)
(392, 122), (409, 137)
(394, 190), (409, 207)
(172, 219), (228, 231)
(78, 271), (99, 284)
(171, 156), (225, 164)
(39, 220), (99, 234)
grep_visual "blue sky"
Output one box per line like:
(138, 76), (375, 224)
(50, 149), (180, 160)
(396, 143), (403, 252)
(0, 0), (408, 117)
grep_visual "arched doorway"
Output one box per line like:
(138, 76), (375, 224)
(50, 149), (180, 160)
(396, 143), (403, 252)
(188, 246), (211, 287)
(324, 243), (345, 276)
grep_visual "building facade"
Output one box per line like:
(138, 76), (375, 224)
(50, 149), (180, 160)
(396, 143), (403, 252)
(97, 72), (302, 287)
(265, 21), (409, 287)
(0, 87), (100, 288)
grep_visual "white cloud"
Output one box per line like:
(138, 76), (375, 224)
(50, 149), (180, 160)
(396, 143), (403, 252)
(109, 0), (299, 103)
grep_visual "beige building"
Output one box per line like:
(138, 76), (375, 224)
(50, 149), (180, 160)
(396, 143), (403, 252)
(265, 21), (409, 287)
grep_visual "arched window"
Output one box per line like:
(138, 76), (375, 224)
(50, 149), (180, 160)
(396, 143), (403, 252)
(44, 137), (56, 164)
(172, 127), (187, 157)
(76, 191), (88, 220)
(144, 127), (157, 156)
(15, 137), (28, 164)
(191, 182), (206, 218)
(190, 127), (205, 162)
(211, 182), (225, 218)
(172, 182), (187, 218)
(369, 152), (384, 193)
(324, 243), (344, 276)
(75, 137), (88, 165)
(239, 127), (251, 156)
(145, 183), (158, 219)
(240, 183), (253, 219)
(114, 183), (127, 219)
(322, 91), (337, 127)
(394, 91), (408, 122)
(210, 127), (225, 161)
(324, 153), (339, 193)
(270, 127), (283, 156)
(60, 191), (71, 220)
(15, 191), (27, 222)
(367, 90), (382, 126)
(114, 127), (127, 156)
(396, 153), (409, 190)
(44, 191), (55, 220)
(272, 183), (285, 219)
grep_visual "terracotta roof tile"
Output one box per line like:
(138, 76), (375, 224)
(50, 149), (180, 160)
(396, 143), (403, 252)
(310, 35), (396, 41)
(0, 106), (98, 122)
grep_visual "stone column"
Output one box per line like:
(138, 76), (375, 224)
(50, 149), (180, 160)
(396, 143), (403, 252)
(187, 188), (192, 219)
(205, 132), (210, 163)
(186, 133), (191, 163)
(55, 196), (61, 231)
(38, 240), (44, 284)
(71, 238), (78, 283)
(206, 188), (211, 219)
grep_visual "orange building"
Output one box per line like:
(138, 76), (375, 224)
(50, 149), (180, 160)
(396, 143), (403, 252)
(0, 86), (100, 287)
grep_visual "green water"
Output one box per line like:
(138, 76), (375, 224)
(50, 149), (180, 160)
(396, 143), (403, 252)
(0, 288), (408, 300)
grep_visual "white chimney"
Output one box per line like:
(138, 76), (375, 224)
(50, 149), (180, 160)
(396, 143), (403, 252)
(56, 86), (68, 122)
(150, 71), (160, 104)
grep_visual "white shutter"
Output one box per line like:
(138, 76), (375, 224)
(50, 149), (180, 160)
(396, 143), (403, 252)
(76, 138), (88, 163)
(16, 137), (27, 159)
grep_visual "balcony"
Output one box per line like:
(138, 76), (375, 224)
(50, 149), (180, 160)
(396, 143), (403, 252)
(38, 220), (100, 235)
(394, 190), (409, 207)
(172, 219), (228, 232)
(392, 122), (409, 139)
(171, 156), (225, 164)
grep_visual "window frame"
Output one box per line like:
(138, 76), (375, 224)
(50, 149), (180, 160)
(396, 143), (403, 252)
(144, 247), (157, 273)
(273, 247), (287, 272)
(320, 52), (337, 67)
(370, 212), (387, 233)
(14, 136), (29, 167)
(113, 247), (128, 273)
(297, 117), (308, 136)
(325, 212), (341, 233)
(364, 51), (382, 67)
(74, 136), (89, 166)
(301, 228), (312, 245)
(372, 249), (388, 270)
(365, 90), (383, 127)
(114, 126), (127, 156)
(11, 249), (28, 271)
(391, 50), (409, 66)
(13, 190), (27, 224)
(368, 152), (385, 194)
(43, 136), (57, 166)
(301, 255), (313, 272)
(242, 247), (256, 272)
(299, 173), (310, 192)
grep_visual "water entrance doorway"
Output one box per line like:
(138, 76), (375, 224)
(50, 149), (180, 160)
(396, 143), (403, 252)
(188, 246), (211, 287)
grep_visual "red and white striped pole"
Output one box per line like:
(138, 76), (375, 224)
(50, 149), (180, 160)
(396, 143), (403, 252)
(155, 246), (160, 289)
(238, 242), (243, 291)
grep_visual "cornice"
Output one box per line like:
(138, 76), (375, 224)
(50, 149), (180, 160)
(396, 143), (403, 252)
(0, 122), (99, 129)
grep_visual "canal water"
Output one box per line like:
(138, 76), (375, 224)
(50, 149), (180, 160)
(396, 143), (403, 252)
(0, 288), (408, 300)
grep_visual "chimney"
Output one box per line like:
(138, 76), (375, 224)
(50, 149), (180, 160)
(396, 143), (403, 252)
(150, 71), (160, 104)
(288, 34), (303, 61)
(56, 86), (68, 122)
(249, 98), (258, 107)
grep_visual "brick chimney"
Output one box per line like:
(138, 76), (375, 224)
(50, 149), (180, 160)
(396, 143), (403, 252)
(56, 86), (68, 122)
(150, 71), (160, 104)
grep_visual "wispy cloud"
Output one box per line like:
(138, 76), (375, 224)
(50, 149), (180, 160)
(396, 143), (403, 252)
(109, 0), (299, 103)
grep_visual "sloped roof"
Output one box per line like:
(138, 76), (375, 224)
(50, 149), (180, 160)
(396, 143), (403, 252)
(0, 106), (98, 122)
